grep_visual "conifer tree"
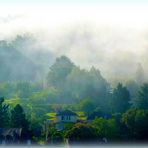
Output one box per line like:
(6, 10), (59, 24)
(11, 104), (29, 130)
(0, 97), (10, 127)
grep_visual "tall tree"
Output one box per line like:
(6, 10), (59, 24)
(135, 63), (145, 84)
(65, 123), (99, 143)
(79, 98), (95, 115)
(11, 104), (29, 129)
(92, 117), (119, 140)
(47, 56), (75, 88)
(132, 83), (148, 109)
(66, 66), (109, 104)
(0, 97), (10, 127)
(121, 109), (148, 139)
(111, 83), (130, 113)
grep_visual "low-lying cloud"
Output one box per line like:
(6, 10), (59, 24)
(0, 4), (148, 82)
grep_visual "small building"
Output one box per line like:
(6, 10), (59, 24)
(0, 128), (31, 145)
(56, 110), (77, 131)
(0, 128), (22, 145)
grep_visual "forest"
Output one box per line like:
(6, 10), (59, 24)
(0, 37), (148, 145)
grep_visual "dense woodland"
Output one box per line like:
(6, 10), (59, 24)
(1, 38), (148, 145)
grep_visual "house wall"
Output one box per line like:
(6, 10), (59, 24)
(56, 115), (77, 123)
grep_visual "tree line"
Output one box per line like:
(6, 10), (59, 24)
(0, 56), (148, 144)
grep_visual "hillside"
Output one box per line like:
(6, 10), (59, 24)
(0, 40), (39, 81)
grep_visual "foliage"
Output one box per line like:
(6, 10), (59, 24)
(0, 97), (10, 127)
(65, 123), (99, 143)
(11, 104), (29, 130)
(92, 117), (119, 140)
(51, 131), (64, 144)
(132, 83), (148, 109)
(47, 56), (75, 88)
(0, 40), (38, 81)
(79, 98), (95, 115)
(110, 83), (130, 113)
(29, 118), (43, 140)
(1, 55), (148, 143)
(121, 109), (148, 139)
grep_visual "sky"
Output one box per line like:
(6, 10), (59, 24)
(1, 0), (148, 33)
(1, 0), (148, 81)
(1, 0), (148, 4)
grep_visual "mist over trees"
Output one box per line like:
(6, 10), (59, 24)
(110, 83), (130, 113)
(47, 56), (110, 108)
(0, 42), (147, 113)
(0, 40), (38, 81)
(1, 35), (148, 144)
(0, 34), (148, 84)
(0, 97), (10, 127)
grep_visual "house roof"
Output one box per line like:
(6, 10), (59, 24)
(56, 110), (77, 116)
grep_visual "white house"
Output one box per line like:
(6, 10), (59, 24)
(55, 110), (77, 130)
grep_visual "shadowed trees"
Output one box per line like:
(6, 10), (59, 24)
(0, 97), (10, 127)
(132, 83), (148, 109)
(11, 104), (29, 130)
(121, 109), (148, 140)
(47, 56), (75, 88)
(110, 83), (130, 113)
(65, 123), (99, 144)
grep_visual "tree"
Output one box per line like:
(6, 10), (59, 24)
(132, 83), (148, 109)
(126, 80), (139, 99)
(66, 66), (109, 106)
(111, 83), (130, 113)
(92, 117), (119, 140)
(79, 98), (95, 115)
(15, 81), (32, 98)
(65, 123), (99, 143)
(29, 118), (42, 141)
(135, 63), (145, 84)
(121, 109), (148, 140)
(47, 56), (75, 88)
(51, 131), (64, 144)
(0, 97), (10, 127)
(88, 107), (111, 120)
(11, 104), (29, 130)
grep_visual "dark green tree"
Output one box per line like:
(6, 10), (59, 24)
(0, 97), (10, 127)
(66, 66), (109, 106)
(126, 80), (139, 99)
(92, 117), (119, 140)
(47, 56), (75, 88)
(79, 98), (95, 115)
(121, 109), (148, 140)
(111, 83), (130, 113)
(132, 83), (148, 109)
(11, 104), (29, 130)
(65, 123), (99, 143)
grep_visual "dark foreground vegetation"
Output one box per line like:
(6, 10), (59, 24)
(1, 42), (148, 145)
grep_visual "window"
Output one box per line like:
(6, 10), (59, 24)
(61, 116), (64, 120)
(66, 116), (69, 120)
(66, 116), (71, 120)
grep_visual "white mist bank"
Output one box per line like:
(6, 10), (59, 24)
(0, 4), (148, 82)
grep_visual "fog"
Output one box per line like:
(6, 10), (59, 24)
(1, 4), (148, 83)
